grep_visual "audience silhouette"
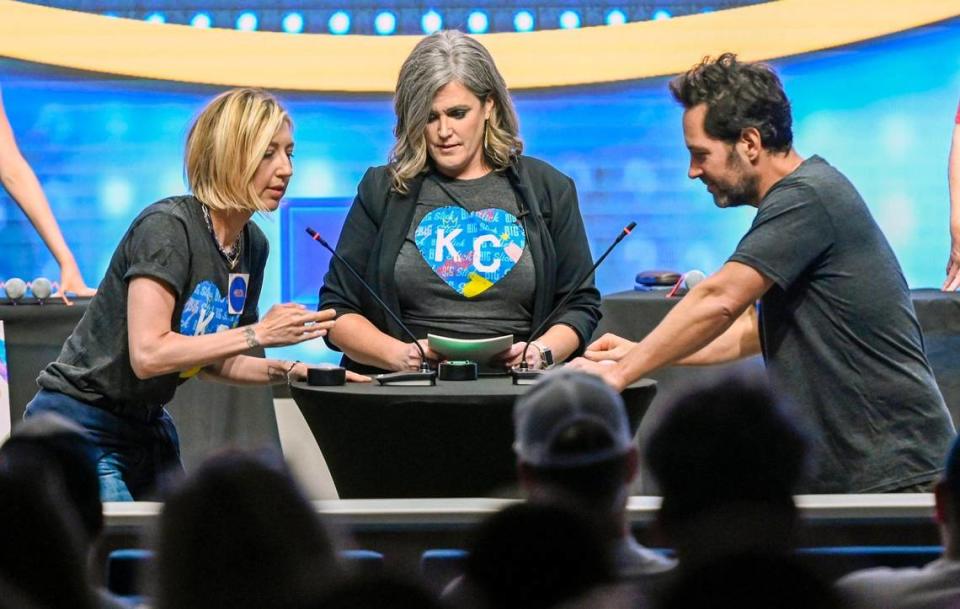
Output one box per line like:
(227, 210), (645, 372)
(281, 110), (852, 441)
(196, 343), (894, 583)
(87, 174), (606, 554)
(837, 434), (960, 608)
(457, 501), (614, 609)
(154, 451), (341, 609)
(645, 371), (810, 570)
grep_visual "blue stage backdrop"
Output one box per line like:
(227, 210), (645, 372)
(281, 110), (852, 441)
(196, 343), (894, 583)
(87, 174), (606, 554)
(0, 10), (958, 365)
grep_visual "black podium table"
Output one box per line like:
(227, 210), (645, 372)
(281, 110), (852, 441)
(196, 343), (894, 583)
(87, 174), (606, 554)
(290, 376), (657, 499)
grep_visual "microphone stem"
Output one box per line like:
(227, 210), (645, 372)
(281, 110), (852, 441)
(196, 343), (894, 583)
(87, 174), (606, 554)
(519, 223), (635, 366)
(307, 230), (431, 367)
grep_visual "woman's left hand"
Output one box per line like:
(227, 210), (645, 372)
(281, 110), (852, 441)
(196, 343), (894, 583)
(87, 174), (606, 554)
(494, 341), (541, 369)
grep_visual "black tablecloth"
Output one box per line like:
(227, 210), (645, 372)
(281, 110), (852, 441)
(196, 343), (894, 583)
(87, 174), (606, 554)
(290, 377), (657, 499)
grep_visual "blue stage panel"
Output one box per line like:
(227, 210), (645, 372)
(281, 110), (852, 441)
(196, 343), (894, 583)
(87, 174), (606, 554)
(280, 198), (353, 305)
(0, 15), (959, 367)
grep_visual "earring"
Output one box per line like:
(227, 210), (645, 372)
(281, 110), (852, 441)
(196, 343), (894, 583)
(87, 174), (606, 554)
(483, 118), (490, 152)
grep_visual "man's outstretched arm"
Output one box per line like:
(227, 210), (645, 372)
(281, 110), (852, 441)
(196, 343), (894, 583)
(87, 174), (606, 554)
(568, 261), (772, 390)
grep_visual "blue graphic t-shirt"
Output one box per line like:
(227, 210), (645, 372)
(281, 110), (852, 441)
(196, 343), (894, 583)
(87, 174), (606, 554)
(176, 275), (251, 380)
(395, 171), (535, 339)
(39, 196), (268, 421)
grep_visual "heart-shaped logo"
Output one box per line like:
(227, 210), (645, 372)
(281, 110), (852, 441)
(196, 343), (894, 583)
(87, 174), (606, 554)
(179, 279), (241, 378)
(414, 206), (526, 298)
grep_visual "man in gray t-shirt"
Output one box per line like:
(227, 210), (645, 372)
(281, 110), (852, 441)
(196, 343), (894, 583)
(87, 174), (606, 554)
(570, 53), (954, 493)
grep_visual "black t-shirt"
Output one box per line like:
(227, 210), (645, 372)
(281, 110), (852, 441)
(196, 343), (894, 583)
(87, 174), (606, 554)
(729, 156), (955, 493)
(38, 196), (268, 422)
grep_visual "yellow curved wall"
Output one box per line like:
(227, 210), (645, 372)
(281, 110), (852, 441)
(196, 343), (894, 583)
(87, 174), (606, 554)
(0, 0), (958, 91)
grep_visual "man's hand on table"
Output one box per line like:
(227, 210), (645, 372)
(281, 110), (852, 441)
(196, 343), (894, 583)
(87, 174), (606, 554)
(583, 333), (637, 363)
(565, 357), (628, 392)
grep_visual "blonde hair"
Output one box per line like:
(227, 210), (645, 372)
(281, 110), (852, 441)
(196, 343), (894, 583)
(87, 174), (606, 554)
(390, 30), (523, 194)
(185, 88), (291, 213)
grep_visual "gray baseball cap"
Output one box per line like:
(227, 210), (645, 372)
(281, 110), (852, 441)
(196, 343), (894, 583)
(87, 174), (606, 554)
(513, 368), (633, 468)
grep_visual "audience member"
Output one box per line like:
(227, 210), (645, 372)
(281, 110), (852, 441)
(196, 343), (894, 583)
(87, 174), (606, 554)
(457, 502), (613, 609)
(0, 574), (44, 609)
(0, 413), (129, 608)
(835, 434), (960, 609)
(307, 574), (446, 609)
(661, 552), (843, 609)
(645, 371), (809, 570)
(0, 467), (97, 609)
(0, 413), (101, 539)
(154, 451), (341, 609)
(513, 368), (675, 578)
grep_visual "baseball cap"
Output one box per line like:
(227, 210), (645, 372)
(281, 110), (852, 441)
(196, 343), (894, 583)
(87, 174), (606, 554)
(513, 368), (633, 468)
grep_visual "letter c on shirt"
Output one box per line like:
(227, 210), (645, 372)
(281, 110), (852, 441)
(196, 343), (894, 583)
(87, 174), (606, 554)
(473, 234), (501, 273)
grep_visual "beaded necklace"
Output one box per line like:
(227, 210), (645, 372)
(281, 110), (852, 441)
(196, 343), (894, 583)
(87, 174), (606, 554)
(201, 205), (242, 270)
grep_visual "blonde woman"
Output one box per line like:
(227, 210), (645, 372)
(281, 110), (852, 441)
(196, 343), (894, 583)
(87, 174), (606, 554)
(320, 31), (601, 374)
(26, 88), (362, 501)
(0, 87), (96, 303)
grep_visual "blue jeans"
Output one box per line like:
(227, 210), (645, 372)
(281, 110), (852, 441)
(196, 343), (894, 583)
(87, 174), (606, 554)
(24, 389), (183, 501)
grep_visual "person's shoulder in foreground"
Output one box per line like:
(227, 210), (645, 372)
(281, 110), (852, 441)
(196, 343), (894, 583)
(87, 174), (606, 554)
(837, 560), (960, 609)
(836, 434), (960, 609)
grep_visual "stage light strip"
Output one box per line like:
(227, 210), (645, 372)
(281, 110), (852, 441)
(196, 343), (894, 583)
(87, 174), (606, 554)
(0, 0), (958, 92)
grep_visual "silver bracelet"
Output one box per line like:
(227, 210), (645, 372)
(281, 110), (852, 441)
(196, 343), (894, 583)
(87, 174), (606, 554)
(243, 326), (260, 349)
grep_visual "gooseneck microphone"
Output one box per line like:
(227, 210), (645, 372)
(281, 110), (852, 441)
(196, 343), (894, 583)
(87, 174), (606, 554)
(513, 221), (637, 385)
(306, 227), (437, 386)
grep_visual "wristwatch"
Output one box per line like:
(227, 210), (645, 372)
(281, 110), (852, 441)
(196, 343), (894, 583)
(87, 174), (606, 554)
(530, 341), (554, 370)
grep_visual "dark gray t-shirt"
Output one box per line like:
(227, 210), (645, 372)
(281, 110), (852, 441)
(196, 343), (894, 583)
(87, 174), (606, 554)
(38, 196), (268, 422)
(395, 171), (535, 339)
(729, 156), (954, 493)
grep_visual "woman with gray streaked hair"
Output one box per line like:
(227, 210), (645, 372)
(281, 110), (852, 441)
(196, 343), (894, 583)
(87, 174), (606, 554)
(389, 29), (522, 194)
(320, 30), (601, 375)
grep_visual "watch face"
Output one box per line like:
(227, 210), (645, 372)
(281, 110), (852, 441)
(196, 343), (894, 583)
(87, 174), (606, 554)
(541, 348), (554, 368)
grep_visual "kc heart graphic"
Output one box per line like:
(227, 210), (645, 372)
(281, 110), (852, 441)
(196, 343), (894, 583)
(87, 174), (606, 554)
(180, 279), (241, 337)
(414, 206), (526, 298)
(178, 279), (242, 379)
